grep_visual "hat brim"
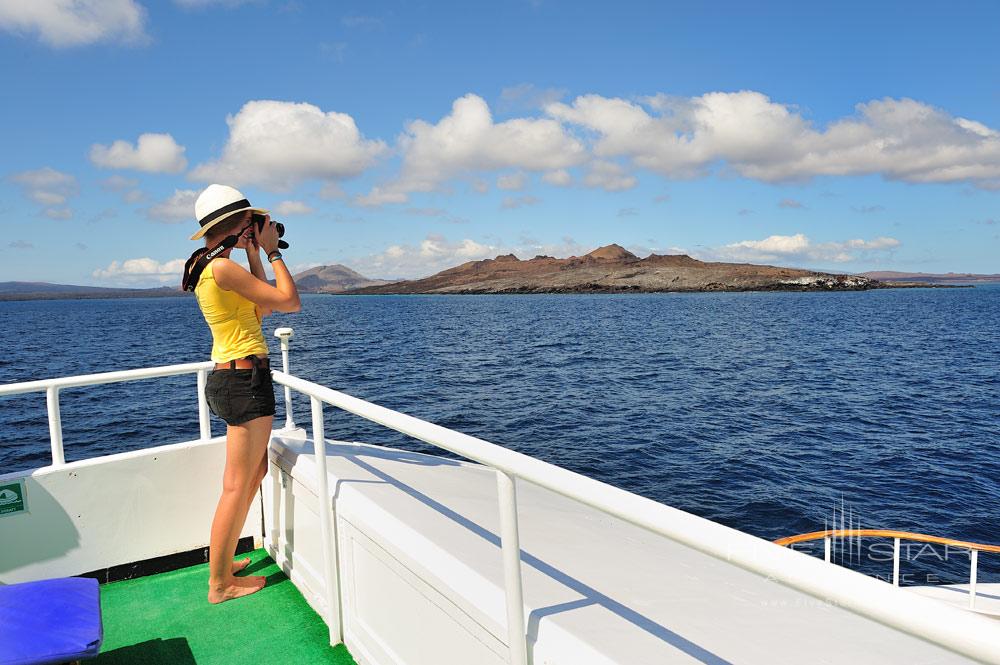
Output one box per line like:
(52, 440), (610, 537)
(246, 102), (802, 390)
(189, 206), (269, 241)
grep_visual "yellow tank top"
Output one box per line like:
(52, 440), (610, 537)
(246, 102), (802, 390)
(194, 261), (269, 362)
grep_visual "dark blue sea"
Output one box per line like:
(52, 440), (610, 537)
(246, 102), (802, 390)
(2, 288), (999, 585)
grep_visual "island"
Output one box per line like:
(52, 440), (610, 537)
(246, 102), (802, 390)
(347, 244), (922, 294)
(4, 246), (970, 301)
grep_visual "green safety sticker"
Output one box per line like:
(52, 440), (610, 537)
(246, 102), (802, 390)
(0, 479), (27, 516)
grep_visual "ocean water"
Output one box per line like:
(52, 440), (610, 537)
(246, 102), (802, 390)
(2, 288), (999, 584)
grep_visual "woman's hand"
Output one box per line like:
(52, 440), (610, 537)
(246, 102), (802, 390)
(257, 215), (280, 254)
(240, 224), (259, 254)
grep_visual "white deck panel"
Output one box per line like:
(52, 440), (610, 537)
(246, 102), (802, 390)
(271, 434), (977, 664)
(909, 583), (1000, 618)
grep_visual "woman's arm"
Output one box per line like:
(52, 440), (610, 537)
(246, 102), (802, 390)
(215, 220), (300, 312)
(245, 243), (273, 317)
(214, 258), (301, 312)
(247, 245), (267, 282)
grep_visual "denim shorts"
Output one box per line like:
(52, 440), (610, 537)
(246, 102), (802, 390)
(205, 367), (276, 426)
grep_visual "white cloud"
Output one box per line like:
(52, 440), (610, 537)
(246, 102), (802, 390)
(273, 200), (313, 216)
(11, 167), (77, 204)
(44, 207), (73, 220)
(501, 195), (541, 210)
(497, 172), (527, 190)
(101, 175), (138, 191)
(547, 91), (1000, 189)
(498, 83), (567, 112)
(703, 233), (900, 265)
(93, 257), (186, 285)
(319, 41), (347, 62)
(174, 0), (256, 7)
(853, 204), (885, 214)
(33, 190), (68, 206)
(358, 94), (586, 205)
(405, 207), (447, 217)
(583, 160), (636, 191)
(778, 198), (805, 209)
(403, 207), (468, 224)
(10, 167), (78, 217)
(353, 235), (495, 278)
(90, 133), (187, 173)
(146, 189), (198, 223)
(349, 234), (592, 280)
(0, 0), (148, 48)
(341, 14), (382, 28)
(542, 169), (572, 186)
(191, 100), (387, 191)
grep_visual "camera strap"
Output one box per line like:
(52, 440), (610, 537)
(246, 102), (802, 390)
(181, 231), (243, 292)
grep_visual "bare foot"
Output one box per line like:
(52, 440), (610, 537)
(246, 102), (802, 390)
(233, 575), (266, 588)
(207, 576), (265, 604)
(232, 557), (251, 575)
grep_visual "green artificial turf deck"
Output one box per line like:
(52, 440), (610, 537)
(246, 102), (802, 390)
(94, 548), (355, 664)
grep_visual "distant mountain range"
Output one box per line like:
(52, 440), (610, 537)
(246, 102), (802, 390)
(292, 264), (391, 292)
(0, 263), (387, 301)
(0, 282), (181, 301)
(350, 244), (892, 294)
(5, 254), (985, 301)
(861, 271), (1000, 284)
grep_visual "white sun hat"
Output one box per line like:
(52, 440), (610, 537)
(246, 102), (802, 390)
(190, 184), (268, 240)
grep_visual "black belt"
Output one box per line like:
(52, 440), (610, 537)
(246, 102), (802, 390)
(215, 355), (270, 391)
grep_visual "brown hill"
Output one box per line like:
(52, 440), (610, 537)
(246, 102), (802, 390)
(292, 264), (390, 293)
(349, 244), (881, 294)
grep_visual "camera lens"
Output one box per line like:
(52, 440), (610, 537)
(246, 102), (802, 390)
(275, 222), (285, 238)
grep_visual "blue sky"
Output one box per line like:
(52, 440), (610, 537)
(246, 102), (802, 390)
(1, 0), (998, 286)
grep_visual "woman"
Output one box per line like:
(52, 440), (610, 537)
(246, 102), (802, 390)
(189, 184), (301, 604)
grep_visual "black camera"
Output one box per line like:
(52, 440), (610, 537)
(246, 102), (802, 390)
(251, 212), (289, 249)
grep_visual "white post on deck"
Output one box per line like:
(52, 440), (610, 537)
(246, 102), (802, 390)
(496, 469), (528, 665)
(196, 369), (211, 440)
(311, 396), (342, 646)
(275, 328), (295, 430)
(46, 386), (65, 466)
(824, 536), (831, 563)
(969, 549), (978, 610)
(893, 538), (901, 587)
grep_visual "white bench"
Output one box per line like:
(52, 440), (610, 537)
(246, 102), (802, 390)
(264, 431), (972, 665)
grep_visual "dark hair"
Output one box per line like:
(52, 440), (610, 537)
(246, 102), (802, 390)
(205, 211), (250, 241)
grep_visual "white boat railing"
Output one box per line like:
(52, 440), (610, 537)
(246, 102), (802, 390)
(0, 360), (216, 466)
(2, 327), (1000, 663)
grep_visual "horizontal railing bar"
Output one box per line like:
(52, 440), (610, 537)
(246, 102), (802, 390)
(776, 529), (1000, 554)
(271, 370), (1000, 662)
(0, 362), (215, 397)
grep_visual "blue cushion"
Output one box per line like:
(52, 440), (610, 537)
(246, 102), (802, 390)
(0, 577), (103, 665)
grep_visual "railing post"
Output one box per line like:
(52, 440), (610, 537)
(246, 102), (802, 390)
(311, 396), (342, 646)
(892, 538), (900, 587)
(196, 369), (211, 441)
(275, 328), (295, 430)
(969, 549), (978, 610)
(496, 470), (528, 665)
(824, 536), (831, 563)
(46, 386), (65, 466)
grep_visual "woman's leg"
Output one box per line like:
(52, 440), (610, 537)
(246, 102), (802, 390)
(207, 414), (272, 603)
(228, 445), (271, 573)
